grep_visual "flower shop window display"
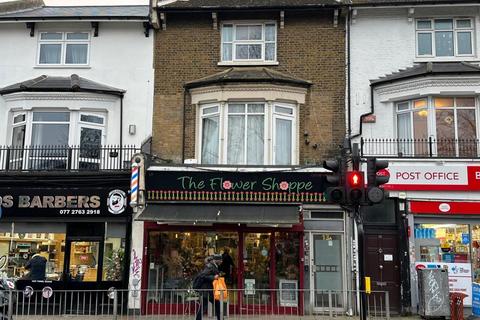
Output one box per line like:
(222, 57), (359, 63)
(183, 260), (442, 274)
(102, 223), (127, 281)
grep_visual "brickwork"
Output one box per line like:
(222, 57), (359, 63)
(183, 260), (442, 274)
(153, 10), (345, 164)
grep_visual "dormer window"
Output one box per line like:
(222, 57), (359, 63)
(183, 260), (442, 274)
(38, 32), (90, 66)
(221, 22), (277, 64)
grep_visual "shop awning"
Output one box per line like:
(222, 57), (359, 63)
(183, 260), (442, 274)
(135, 204), (300, 225)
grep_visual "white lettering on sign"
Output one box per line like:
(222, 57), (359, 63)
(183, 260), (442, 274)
(476, 172), (480, 180)
(388, 165), (468, 185)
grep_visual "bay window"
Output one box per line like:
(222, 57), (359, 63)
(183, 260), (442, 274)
(416, 18), (474, 57)
(9, 110), (106, 170)
(396, 97), (477, 156)
(199, 102), (296, 165)
(38, 32), (90, 65)
(221, 22), (277, 63)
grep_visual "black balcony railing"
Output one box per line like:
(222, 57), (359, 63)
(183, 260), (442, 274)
(0, 145), (140, 171)
(360, 138), (480, 158)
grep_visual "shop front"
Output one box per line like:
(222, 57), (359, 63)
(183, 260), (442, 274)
(382, 160), (480, 311)
(0, 174), (132, 292)
(136, 168), (344, 315)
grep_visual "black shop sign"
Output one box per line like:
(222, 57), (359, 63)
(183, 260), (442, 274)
(0, 187), (131, 218)
(146, 170), (328, 204)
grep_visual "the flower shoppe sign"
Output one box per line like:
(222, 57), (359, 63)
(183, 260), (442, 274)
(146, 170), (328, 204)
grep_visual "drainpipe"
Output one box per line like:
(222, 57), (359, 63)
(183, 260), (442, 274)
(120, 95), (124, 166)
(350, 85), (374, 140)
(347, 6), (352, 137)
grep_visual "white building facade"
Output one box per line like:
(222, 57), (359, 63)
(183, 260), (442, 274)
(0, 3), (153, 298)
(350, 0), (480, 314)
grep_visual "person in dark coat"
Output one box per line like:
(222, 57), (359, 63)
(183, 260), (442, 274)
(25, 254), (47, 280)
(195, 254), (222, 320)
(220, 248), (234, 285)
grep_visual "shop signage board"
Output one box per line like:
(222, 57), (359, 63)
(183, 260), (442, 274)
(146, 170), (328, 204)
(0, 187), (130, 217)
(382, 162), (480, 191)
(415, 262), (472, 306)
(410, 201), (480, 215)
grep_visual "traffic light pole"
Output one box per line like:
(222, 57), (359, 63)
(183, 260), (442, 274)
(355, 205), (367, 320)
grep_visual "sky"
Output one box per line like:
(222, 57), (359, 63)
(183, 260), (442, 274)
(0, 0), (149, 4)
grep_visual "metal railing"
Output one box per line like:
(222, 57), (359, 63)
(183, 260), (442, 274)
(0, 288), (391, 319)
(361, 138), (480, 158)
(0, 145), (139, 172)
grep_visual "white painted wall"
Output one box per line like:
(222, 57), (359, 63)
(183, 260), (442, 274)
(0, 21), (154, 147)
(350, 6), (480, 141)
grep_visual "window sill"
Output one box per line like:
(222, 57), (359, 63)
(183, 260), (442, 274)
(34, 65), (91, 69)
(414, 57), (479, 63)
(217, 61), (279, 66)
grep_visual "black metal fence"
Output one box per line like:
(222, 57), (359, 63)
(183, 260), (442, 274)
(0, 145), (139, 171)
(361, 138), (479, 158)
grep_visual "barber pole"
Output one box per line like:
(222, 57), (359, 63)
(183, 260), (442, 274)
(130, 162), (139, 207)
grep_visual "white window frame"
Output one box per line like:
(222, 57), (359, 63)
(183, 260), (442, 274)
(415, 18), (475, 58)
(198, 101), (297, 165)
(37, 31), (91, 66)
(220, 21), (278, 65)
(395, 96), (479, 156)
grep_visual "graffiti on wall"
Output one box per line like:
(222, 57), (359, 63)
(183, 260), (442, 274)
(130, 249), (142, 298)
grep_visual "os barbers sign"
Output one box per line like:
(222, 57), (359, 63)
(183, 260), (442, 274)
(0, 188), (130, 218)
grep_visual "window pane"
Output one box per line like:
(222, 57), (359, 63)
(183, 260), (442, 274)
(222, 25), (233, 42)
(456, 19), (471, 28)
(248, 25), (262, 40)
(413, 109), (428, 139)
(33, 112), (70, 122)
(434, 97), (454, 109)
(39, 44), (62, 64)
(275, 118), (292, 165)
(275, 106), (293, 114)
(65, 44), (88, 64)
(236, 26), (248, 40)
(236, 44), (249, 59)
(11, 125), (26, 147)
(436, 109), (456, 156)
(435, 31), (454, 56)
(456, 97), (475, 108)
(397, 113), (411, 139)
(66, 32), (89, 40)
(80, 127), (102, 159)
(40, 32), (62, 40)
(418, 33), (432, 55)
(8, 232), (66, 281)
(247, 115), (264, 165)
(265, 43), (275, 61)
(397, 102), (409, 111)
(435, 19), (453, 30)
(13, 114), (25, 123)
(103, 237), (125, 281)
(31, 124), (69, 146)
(69, 241), (99, 282)
(202, 106), (218, 115)
(229, 104), (245, 113)
(415, 224), (469, 263)
(223, 43), (232, 61)
(275, 232), (300, 292)
(458, 109), (477, 157)
(249, 44), (262, 59)
(80, 114), (104, 124)
(457, 32), (472, 55)
(227, 115), (245, 164)
(417, 20), (432, 29)
(265, 24), (276, 41)
(414, 99), (427, 109)
(201, 116), (219, 164)
(247, 104), (264, 113)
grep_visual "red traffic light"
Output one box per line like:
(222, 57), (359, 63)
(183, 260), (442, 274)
(347, 171), (363, 187)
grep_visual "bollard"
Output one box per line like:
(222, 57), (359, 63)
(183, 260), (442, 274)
(7, 290), (12, 320)
(113, 290), (118, 320)
(220, 290), (224, 320)
(385, 291), (390, 320)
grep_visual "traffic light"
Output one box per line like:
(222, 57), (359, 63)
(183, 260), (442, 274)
(323, 157), (345, 203)
(366, 158), (389, 204)
(346, 170), (364, 205)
